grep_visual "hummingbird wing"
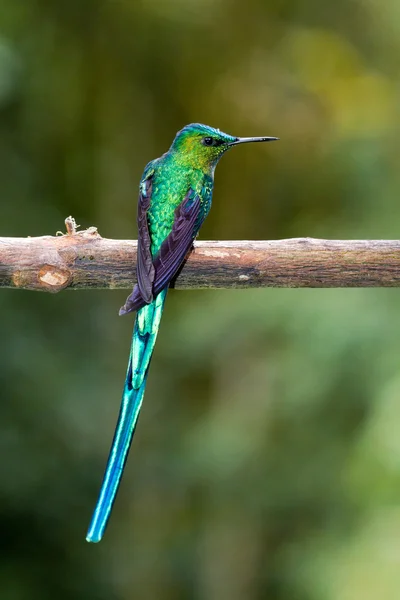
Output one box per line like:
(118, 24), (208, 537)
(136, 168), (156, 304)
(152, 189), (201, 293)
(120, 188), (201, 315)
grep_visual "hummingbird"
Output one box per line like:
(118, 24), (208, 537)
(86, 123), (278, 542)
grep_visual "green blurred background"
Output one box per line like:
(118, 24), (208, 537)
(1, 1), (400, 599)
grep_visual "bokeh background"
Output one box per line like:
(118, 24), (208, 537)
(1, 1), (400, 599)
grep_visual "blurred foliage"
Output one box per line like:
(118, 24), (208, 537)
(1, 0), (400, 598)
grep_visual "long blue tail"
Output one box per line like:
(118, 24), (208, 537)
(86, 288), (168, 543)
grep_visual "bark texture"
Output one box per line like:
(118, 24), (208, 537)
(2, 222), (400, 292)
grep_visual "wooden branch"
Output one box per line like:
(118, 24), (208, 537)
(2, 219), (400, 292)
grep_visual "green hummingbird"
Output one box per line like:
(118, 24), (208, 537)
(86, 123), (278, 542)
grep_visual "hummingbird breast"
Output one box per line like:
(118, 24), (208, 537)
(147, 159), (213, 257)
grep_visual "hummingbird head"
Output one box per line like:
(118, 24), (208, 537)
(169, 123), (278, 171)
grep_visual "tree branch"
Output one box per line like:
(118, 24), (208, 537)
(1, 219), (400, 292)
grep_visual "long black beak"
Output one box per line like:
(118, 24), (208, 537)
(228, 136), (279, 146)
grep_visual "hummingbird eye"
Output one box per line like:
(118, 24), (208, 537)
(202, 137), (214, 146)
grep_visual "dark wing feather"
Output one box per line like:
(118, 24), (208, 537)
(151, 191), (201, 294)
(136, 173), (155, 304)
(120, 190), (201, 315)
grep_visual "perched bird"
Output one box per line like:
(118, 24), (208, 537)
(86, 123), (278, 542)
